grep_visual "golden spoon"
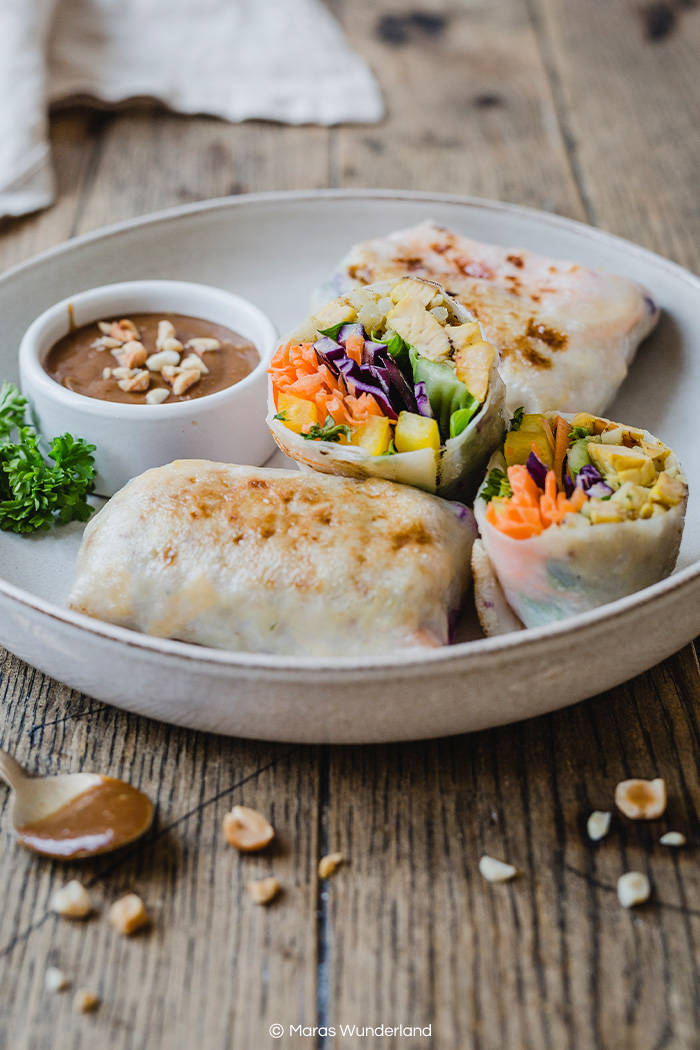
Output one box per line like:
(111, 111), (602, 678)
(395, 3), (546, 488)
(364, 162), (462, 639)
(0, 749), (154, 859)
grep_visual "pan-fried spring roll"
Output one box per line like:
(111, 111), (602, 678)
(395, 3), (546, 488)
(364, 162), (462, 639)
(67, 461), (477, 657)
(267, 277), (507, 502)
(473, 411), (687, 631)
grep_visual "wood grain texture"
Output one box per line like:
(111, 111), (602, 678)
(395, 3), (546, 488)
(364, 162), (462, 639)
(1, 0), (700, 1046)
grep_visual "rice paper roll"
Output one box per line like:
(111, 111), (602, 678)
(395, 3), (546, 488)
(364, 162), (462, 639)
(473, 411), (687, 631)
(67, 460), (477, 657)
(267, 278), (507, 502)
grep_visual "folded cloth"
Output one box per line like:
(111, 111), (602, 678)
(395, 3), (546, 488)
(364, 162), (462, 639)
(0, 0), (384, 220)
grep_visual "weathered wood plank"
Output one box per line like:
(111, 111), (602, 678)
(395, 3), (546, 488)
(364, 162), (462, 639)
(0, 656), (319, 1050)
(329, 0), (587, 218)
(530, 0), (700, 269)
(325, 645), (700, 1050)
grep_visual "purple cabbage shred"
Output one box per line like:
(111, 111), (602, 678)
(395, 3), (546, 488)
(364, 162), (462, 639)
(526, 452), (548, 490)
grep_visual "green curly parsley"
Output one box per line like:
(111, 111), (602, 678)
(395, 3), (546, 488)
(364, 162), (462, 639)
(480, 468), (513, 503)
(0, 383), (96, 533)
(302, 415), (352, 443)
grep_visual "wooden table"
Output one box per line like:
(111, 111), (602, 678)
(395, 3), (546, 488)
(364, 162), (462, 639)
(2, 2), (700, 1047)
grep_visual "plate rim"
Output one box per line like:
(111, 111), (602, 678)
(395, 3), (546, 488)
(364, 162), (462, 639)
(2, 186), (699, 676)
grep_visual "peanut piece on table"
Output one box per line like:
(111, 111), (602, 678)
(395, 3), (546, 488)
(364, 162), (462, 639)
(617, 871), (651, 908)
(223, 805), (274, 852)
(615, 778), (666, 820)
(73, 988), (100, 1013)
(45, 967), (70, 993)
(246, 878), (280, 905)
(108, 893), (150, 935)
(50, 880), (92, 918)
(479, 855), (519, 883)
(587, 811), (611, 841)
(318, 853), (344, 879)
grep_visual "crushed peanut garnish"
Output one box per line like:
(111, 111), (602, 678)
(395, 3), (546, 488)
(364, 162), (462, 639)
(117, 369), (150, 393)
(187, 337), (221, 354)
(113, 342), (147, 369)
(246, 877), (280, 905)
(223, 805), (275, 852)
(156, 320), (176, 349)
(50, 880), (92, 918)
(615, 778), (667, 820)
(171, 370), (201, 396)
(318, 853), (344, 879)
(89, 316), (228, 402)
(108, 893), (150, 935)
(617, 871), (651, 908)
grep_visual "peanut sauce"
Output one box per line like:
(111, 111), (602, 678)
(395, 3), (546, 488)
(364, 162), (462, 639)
(44, 312), (260, 405)
(16, 776), (154, 858)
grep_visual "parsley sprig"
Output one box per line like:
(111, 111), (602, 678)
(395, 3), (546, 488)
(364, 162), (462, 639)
(302, 415), (352, 443)
(0, 383), (96, 533)
(568, 425), (590, 444)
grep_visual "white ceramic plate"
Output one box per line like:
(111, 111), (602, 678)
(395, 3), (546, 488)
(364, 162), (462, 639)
(0, 190), (698, 743)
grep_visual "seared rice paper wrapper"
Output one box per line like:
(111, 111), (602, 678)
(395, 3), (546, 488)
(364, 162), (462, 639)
(267, 278), (507, 502)
(67, 461), (477, 657)
(473, 414), (687, 631)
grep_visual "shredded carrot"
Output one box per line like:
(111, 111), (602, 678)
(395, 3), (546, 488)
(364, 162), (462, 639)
(269, 341), (387, 427)
(487, 465), (588, 538)
(553, 416), (571, 486)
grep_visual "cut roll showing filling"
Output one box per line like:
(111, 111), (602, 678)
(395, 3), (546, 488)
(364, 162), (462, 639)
(473, 411), (687, 631)
(267, 278), (507, 501)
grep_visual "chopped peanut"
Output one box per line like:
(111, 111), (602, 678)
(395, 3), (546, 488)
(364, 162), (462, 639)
(108, 893), (150, 936)
(111, 319), (139, 342)
(146, 387), (170, 405)
(617, 871), (651, 908)
(50, 880), (92, 918)
(479, 855), (518, 883)
(45, 967), (70, 993)
(113, 341), (147, 369)
(156, 320), (176, 350)
(180, 353), (209, 375)
(171, 369), (201, 396)
(318, 853), (344, 879)
(587, 811), (611, 841)
(187, 337), (221, 354)
(660, 831), (686, 847)
(246, 877), (280, 905)
(615, 778), (667, 820)
(73, 989), (100, 1014)
(117, 369), (150, 393)
(223, 806), (274, 852)
(146, 349), (180, 372)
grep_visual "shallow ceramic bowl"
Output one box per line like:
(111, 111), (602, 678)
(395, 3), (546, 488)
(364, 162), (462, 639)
(18, 279), (278, 496)
(0, 190), (699, 743)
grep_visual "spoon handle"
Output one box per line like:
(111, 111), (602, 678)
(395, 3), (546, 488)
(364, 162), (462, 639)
(0, 749), (28, 791)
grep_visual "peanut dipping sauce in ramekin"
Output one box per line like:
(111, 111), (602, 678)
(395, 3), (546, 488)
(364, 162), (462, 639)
(43, 312), (260, 405)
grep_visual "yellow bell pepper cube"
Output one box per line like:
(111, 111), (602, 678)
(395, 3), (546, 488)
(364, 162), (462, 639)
(276, 392), (318, 434)
(351, 416), (392, 456)
(394, 411), (441, 453)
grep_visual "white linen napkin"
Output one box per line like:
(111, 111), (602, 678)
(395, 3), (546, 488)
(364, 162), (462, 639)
(0, 0), (383, 220)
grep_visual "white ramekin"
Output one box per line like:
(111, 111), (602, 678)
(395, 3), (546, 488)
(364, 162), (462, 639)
(19, 280), (278, 496)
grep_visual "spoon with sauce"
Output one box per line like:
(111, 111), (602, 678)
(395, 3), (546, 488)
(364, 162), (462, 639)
(0, 750), (154, 859)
